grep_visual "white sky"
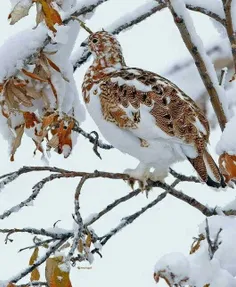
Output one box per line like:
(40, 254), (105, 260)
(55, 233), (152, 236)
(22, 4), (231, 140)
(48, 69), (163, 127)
(0, 1), (235, 287)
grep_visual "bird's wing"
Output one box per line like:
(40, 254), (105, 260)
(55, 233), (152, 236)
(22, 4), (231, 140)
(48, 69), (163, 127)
(99, 67), (209, 154)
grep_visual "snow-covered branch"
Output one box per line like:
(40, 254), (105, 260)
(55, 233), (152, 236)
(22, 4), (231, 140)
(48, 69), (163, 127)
(1, 164), (236, 285)
(72, 0), (226, 70)
(167, 0), (229, 131)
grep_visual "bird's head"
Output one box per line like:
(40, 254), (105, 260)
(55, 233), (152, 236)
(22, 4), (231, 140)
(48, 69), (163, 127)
(87, 30), (123, 60)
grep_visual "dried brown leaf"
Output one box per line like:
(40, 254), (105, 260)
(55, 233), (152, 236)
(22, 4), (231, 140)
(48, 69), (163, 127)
(45, 256), (72, 287)
(8, 1), (32, 24)
(10, 124), (25, 161)
(85, 233), (92, 248)
(22, 68), (48, 82)
(23, 112), (40, 129)
(78, 239), (83, 253)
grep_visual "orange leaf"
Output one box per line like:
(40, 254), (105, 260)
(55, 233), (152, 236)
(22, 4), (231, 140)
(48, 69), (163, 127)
(22, 69), (48, 82)
(46, 56), (61, 73)
(86, 233), (92, 248)
(46, 56), (69, 82)
(23, 112), (40, 129)
(45, 256), (72, 287)
(31, 268), (40, 282)
(29, 247), (40, 281)
(37, 0), (62, 32)
(219, 152), (236, 182)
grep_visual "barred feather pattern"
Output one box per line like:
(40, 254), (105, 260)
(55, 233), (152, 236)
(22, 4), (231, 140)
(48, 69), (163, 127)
(82, 31), (226, 188)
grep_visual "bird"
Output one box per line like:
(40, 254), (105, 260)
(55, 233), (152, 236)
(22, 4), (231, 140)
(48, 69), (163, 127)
(81, 30), (226, 188)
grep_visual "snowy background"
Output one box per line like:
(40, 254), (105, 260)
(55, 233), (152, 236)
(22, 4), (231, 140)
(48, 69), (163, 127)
(0, 0), (236, 286)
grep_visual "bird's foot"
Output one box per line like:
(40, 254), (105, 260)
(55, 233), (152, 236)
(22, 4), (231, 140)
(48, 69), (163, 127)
(124, 165), (151, 191)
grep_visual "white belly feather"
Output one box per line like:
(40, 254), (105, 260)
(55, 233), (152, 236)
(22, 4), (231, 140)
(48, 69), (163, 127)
(86, 92), (186, 170)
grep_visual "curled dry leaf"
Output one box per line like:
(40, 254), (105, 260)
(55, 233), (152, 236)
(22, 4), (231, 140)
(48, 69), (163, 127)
(10, 124), (25, 162)
(189, 234), (205, 255)
(1, 77), (43, 111)
(8, 0), (62, 32)
(45, 256), (72, 287)
(8, 0), (32, 25)
(29, 247), (40, 281)
(24, 51), (69, 104)
(219, 152), (236, 182)
(47, 118), (75, 158)
(36, 0), (62, 32)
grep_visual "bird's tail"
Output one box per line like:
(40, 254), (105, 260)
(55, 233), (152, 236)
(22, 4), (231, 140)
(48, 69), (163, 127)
(187, 150), (226, 188)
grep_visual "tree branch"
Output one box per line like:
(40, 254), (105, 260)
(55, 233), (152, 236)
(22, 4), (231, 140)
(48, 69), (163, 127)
(0, 228), (72, 241)
(72, 0), (226, 70)
(167, 0), (228, 131)
(98, 191), (168, 246)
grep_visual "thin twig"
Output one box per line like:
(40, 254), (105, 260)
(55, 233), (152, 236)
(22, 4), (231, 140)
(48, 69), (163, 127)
(0, 228), (73, 240)
(98, 191), (168, 246)
(66, 176), (88, 261)
(16, 282), (48, 287)
(73, 124), (113, 151)
(169, 168), (200, 183)
(85, 187), (142, 226)
(205, 218), (222, 259)
(18, 239), (55, 253)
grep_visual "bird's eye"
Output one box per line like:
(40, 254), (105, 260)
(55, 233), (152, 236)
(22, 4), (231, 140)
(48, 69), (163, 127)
(92, 38), (98, 44)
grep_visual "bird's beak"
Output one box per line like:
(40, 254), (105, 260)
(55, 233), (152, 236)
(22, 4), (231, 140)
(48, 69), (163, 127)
(153, 272), (159, 283)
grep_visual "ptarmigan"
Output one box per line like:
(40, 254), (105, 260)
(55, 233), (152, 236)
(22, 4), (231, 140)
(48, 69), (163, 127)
(82, 30), (225, 188)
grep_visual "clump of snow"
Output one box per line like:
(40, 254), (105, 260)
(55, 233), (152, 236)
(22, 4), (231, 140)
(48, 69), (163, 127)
(59, 261), (70, 272)
(154, 216), (236, 286)
(0, 26), (47, 83)
(216, 115), (236, 155)
(84, 213), (98, 225)
(154, 252), (190, 284)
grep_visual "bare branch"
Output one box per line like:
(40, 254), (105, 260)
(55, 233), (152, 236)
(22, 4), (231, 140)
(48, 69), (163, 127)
(0, 227), (72, 240)
(66, 176), (87, 261)
(169, 168), (200, 183)
(16, 282), (48, 287)
(99, 191), (168, 246)
(167, 0), (228, 131)
(85, 187), (141, 226)
(73, 124), (113, 152)
(185, 3), (225, 26)
(205, 218), (222, 259)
